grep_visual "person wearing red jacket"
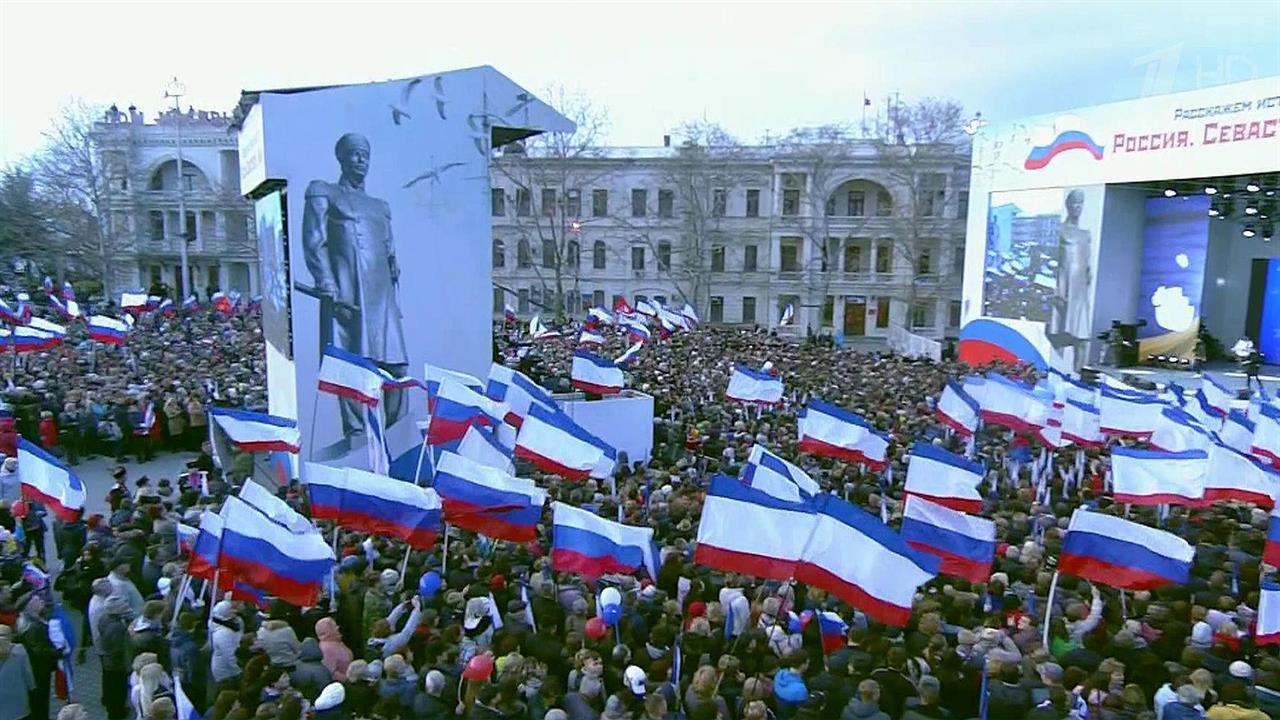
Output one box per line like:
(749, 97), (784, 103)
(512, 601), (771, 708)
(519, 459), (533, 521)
(39, 410), (59, 451)
(0, 415), (16, 458)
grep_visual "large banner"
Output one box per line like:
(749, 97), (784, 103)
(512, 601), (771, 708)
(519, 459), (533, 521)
(981, 185), (1104, 370)
(1135, 196), (1211, 360)
(240, 68), (572, 468)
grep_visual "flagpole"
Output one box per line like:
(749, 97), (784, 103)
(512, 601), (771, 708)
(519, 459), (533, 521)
(442, 524), (450, 577)
(206, 568), (221, 636)
(329, 526), (340, 612)
(169, 574), (192, 629)
(1041, 570), (1060, 649)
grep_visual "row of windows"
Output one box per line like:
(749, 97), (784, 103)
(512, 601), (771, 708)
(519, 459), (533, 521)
(492, 187), (764, 219)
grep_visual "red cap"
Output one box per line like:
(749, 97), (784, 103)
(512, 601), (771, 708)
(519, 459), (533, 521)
(490, 574), (506, 591)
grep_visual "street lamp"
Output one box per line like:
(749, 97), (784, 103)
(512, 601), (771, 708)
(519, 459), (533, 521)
(164, 76), (189, 299)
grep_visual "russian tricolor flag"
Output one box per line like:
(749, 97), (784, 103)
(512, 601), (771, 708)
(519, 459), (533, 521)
(1060, 400), (1103, 447)
(239, 480), (316, 535)
(571, 350), (625, 395)
(186, 510), (223, 580)
(1253, 404), (1280, 467)
(797, 400), (888, 470)
(935, 380), (980, 437)
(306, 463), (442, 549)
(694, 475), (814, 581)
(428, 376), (509, 446)
(49, 295), (81, 320)
(88, 315), (129, 345)
(217, 496), (334, 607)
(796, 493), (939, 627)
(433, 451), (547, 542)
(208, 407), (301, 453)
(1110, 447), (1207, 507)
(741, 444), (820, 502)
(1200, 374), (1235, 417)
(182, 294), (199, 313)
(176, 522), (198, 554)
(578, 329), (606, 348)
(486, 363), (558, 427)
(901, 495), (996, 583)
(318, 344), (387, 406)
(726, 364), (784, 405)
(456, 423), (515, 475)
(17, 437), (86, 521)
(1098, 385), (1163, 438)
(1220, 410), (1256, 454)
(424, 363), (484, 411)
(1059, 509), (1193, 590)
(1149, 407), (1213, 453)
(1258, 582), (1280, 645)
(614, 342), (643, 368)
(903, 443), (985, 513)
(514, 405), (610, 480)
(815, 611), (848, 655)
(1204, 441), (1279, 508)
(587, 306), (614, 327)
(1, 325), (63, 352)
(551, 502), (657, 580)
(1266, 508), (1280, 566)
(624, 321), (651, 344)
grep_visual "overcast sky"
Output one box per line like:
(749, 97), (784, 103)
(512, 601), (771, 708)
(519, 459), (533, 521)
(2, 1), (1277, 165)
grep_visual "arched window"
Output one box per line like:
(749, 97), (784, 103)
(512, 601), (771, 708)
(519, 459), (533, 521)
(593, 240), (606, 269)
(566, 240), (580, 268)
(517, 239), (531, 268)
(492, 238), (505, 268)
(148, 159), (208, 192)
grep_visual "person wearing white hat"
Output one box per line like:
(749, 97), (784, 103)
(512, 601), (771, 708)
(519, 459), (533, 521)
(314, 682), (346, 719)
(210, 600), (243, 691)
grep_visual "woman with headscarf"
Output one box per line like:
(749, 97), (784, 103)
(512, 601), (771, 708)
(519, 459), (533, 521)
(315, 616), (355, 682)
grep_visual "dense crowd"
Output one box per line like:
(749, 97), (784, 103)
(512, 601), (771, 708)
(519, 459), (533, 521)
(0, 315), (1276, 720)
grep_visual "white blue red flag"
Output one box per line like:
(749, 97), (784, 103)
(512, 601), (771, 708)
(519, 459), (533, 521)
(741, 444), (820, 502)
(1200, 373), (1235, 417)
(726, 364), (784, 405)
(1059, 508), (1193, 590)
(578, 328), (606, 348)
(904, 442), (985, 513)
(175, 673), (201, 720)
(694, 474), (814, 581)
(182, 294), (199, 313)
(239, 480), (316, 535)
(61, 281), (74, 301)
(48, 295), (81, 320)
(503, 304), (518, 323)
(571, 350), (624, 395)
(973, 373), (1050, 434)
(306, 463), (442, 549)
(1149, 407), (1213, 453)
(456, 423), (515, 475)
(87, 315), (129, 345)
(587, 306), (614, 327)
(317, 344), (386, 406)
(217, 496), (334, 607)
(796, 493), (939, 627)
(514, 405), (610, 480)
(1220, 409), (1256, 454)
(186, 511), (223, 580)
(529, 315), (561, 340)
(1259, 582), (1280, 645)
(208, 407), (301, 453)
(901, 495), (996, 583)
(0, 325), (63, 352)
(433, 451), (547, 542)
(936, 380), (980, 437)
(486, 363), (558, 427)
(423, 364), (484, 407)
(427, 376), (509, 446)
(1098, 385), (1163, 438)
(1110, 447), (1207, 507)
(1057, 399), (1102, 447)
(623, 320), (651, 344)
(119, 291), (149, 312)
(42, 276), (53, 294)
(680, 303), (700, 328)
(797, 400), (888, 470)
(1254, 404), (1280, 467)
(17, 437), (86, 521)
(551, 501), (657, 580)
(614, 342), (643, 367)
(1204, 441), (1280, 508)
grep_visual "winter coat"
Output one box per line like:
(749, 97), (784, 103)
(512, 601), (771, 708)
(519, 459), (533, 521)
(168, 627), (200, 688)
(39, 417), (58, 448)
(1205, 704), (1268, 720)
(0, 643), (34, 720)
(290, 638), (332, 701)
(413, 692), (454, 720)
(1163, 702), (1206, 720)
(315, 616), (354, 681)
(210, 618), (243, 682)
(256, 619), (301, 668)
(0, 417), (17, 458)
(99, 613), (133, 672)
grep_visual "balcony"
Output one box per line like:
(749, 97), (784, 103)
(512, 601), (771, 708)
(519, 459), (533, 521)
(130, 233), (256, 257)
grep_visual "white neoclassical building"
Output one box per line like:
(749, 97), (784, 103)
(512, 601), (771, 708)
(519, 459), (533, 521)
(491, 138), (970, 344)
(92, 104), (259, 300)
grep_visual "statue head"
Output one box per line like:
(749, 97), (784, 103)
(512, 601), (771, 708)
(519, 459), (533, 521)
(1064, 189), (1085, 224)
(334, 133), (371, 184)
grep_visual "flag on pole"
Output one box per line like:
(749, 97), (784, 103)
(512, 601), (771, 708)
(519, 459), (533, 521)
(740, 444), (820, 501)
(551, 501), (658, 579)
(17, 437), (86, 521)
(571, 350), (625, 395)
(1205, 441), (1280, 508)
(87, 315), (129, 345)
(726, 364), (784, 405)
(1110, 447), (1207, 506)
(1220, 410), (1256, 454)
(614, 342), (644, 367)
(306, 463), (442, 548)
(208, 407), (301, 453)
(1258, 581), (1280, 645)
(317, 344), (386, 406)
(901, 495), (996, 583)
(1253, 404), (1280, 467)
(694, 475), (814, 581)
(903, 443), (985, 513)
(1199, 373), (1235, 417)
(1059, 509), (1194, 590)
(797, 400), (888, 469)
(514, 405), (609, 480)
(217, 496), (334, 607)
(936, 380), (980, 437)
(433, 451), (547, 542)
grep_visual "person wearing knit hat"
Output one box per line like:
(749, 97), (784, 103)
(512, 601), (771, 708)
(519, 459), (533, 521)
(314, 682), (346, 717)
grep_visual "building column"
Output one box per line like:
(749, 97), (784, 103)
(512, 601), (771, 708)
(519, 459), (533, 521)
(248, 262), (260, 296)
(217, 262), (229, 293)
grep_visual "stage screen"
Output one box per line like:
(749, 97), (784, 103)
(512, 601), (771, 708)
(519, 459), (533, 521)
(1135, 195), (1211, 359)
(254, 188), (292, 359)
(981, 185), (1103, 369)
(1258, 259), (1280, 363)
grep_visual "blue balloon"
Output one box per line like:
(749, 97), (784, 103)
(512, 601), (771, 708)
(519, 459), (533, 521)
(602, 602), (622, 626)
(419, 570), (442, 598)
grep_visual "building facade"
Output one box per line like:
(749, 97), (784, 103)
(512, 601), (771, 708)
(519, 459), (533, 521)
(91, 105), (259, 301)
(491, 139), (970, 343)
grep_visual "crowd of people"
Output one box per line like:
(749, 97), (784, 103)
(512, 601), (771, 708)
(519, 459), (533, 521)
(0, 309), (1276, 720)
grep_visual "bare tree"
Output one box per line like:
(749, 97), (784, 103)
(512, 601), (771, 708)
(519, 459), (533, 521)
(620, 119), (749, 316)
(28, 99), (117, 290)
(493, 86), (611, 320)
